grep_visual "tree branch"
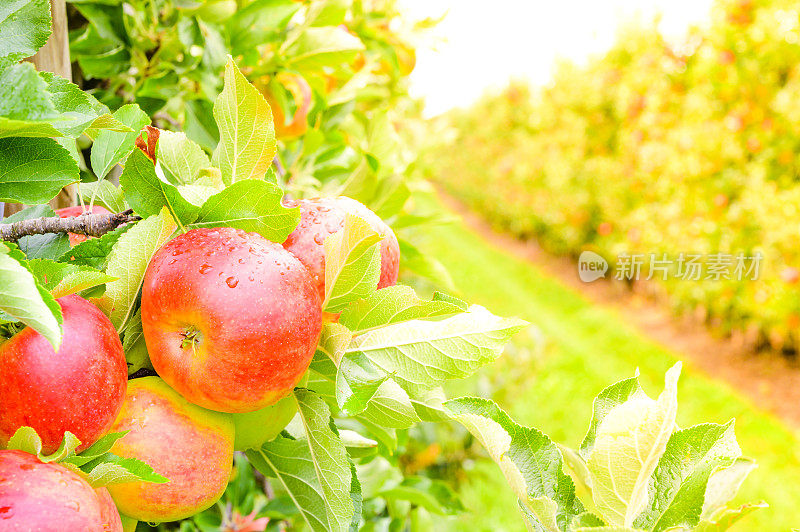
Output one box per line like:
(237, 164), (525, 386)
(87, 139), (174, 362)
(0, 209), (141, 242)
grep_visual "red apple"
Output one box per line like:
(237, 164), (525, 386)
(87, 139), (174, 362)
(106, 377), (235, 522)
(56, 205), (112, 246)
(282, 196), (400, 303)
(0, 294), (127, 454)
(141, 228), (322, 412)
(0, 449), (122, 531)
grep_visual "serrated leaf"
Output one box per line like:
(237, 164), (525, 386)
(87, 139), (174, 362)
(121, 309), (150, 375)
(345, 306), (527, 393)
(323, 213), (382, 312)
(0, 63), (63, 138)
(693, 502), (767, 531)
(339, 429), (377, 459)
(38, 72), (117, 138)
(0, 243), (62, 348)
(248, 435), (352, 531)
(587, 363), (681, 527)
(701, 458), (757, 520)
(79, 180), (126, 213)
(82, 453), (168, 487)
(226, 0), (300, 54)
(634, 422), (741, 531)
(90, 104), (149, 179)
(0, 136), (78, 204)
(444, 397), (584, 530)
(93, 208), (176, 330)
(120, 148), (200, 225)
(63, 432), (129, 467)
(339, 285), (463, 332)
(0, 0), (51, 67)
(572, 512), (607, 528)
(190, 179), (299, 242)
(293, 388), (355, 531)
(58, 223), (131, 269)
(2, 205), (69, 260)
(212, 58), (276, 184)
(580, 375), (645, 459)
(156, 130), (210, 185)
(26, 259), (116, 298)
(6, 426), (81, 463)
(397, 238), (455, 291)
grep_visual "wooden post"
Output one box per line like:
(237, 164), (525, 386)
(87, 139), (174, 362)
(5, 0), (74, 218)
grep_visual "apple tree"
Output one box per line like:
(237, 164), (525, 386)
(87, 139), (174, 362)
(0, 1), (766, 531)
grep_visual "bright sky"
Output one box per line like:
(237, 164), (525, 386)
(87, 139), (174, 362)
(398, 0), (715, 116)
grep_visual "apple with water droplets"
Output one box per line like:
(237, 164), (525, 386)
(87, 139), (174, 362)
(283, 196), (400, 304)
(141, 227), (322, 412)
(106, 377), (235, 522)
(0, 449), (123, 531)
(0, 295), (127, 454)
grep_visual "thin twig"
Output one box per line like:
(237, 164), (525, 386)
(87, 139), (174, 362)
(0, 209), (141, 242)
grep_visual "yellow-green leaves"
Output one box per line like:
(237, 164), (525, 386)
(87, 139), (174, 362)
(0, 242), (62, 349)
(212, 58), (276, 184)
(323, 213), (383, 312)
(587, 363), (681, 527)
(94, 208), (176, 330)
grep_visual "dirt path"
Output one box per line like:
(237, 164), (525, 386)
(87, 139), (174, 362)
(438, 192), (800, 429)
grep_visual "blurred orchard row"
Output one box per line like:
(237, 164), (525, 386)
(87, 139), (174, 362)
(426, 0), (800, 352)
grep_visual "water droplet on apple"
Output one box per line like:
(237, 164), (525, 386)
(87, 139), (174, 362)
(226, 277), (239, 288)
(0, 506), (13, 519)
(199, 264), (212, 274)
(66, 501), (80, 512)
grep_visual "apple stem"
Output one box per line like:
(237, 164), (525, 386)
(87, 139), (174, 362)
(0, 209), (141, 241)
(180, 326), (202, 350)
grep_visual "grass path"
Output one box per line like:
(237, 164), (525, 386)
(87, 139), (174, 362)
(411, 193), (800, 531)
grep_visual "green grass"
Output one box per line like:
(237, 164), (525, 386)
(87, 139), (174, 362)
(411, 193), (800, 531)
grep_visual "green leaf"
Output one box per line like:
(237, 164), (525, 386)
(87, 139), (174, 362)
(586, 363), (681, 527)
(58, 223), (131, 269)
(693, 502), (767, 531)
(634, 422), (741, 531)
(323, 213), (382, 312)
(293, 388), (355, 531)
(444, 397), (584, 530)
(701, 458), (757, 520)
(120, 148), (200, 225)
(248, 390), (357, 532)
(82, 453), (168, 488)
(1, 205), (69, 260)
(184, 99), (219, 152)
(6, 426), (81, 463)
(397, 238), (455, 291)
(285, 26), (365, 71)
(378, 476), (465, 516)
(226, 0), (300, 54)
(79, 180), (126, 213)
(156, 130), (210, 185)
(0, 0), (51, 68)
(27, 259), (116, 298)
(38, 72), (124, 138)
(93, 208), (176, 330)
(0, 243), (62, 348)
(212, 58), (276, 184)
(0, 136), (78, 204)
(339, 429), (377, 459)
(63, 431), (129, 468)
(339, 285), (463, 332)
(190, 179), (299, 242)
(121, 308), (151, 375)
(344, 306), (527, 393)
(0, 63), (63, 138)
(580, 375), (645, 459)
(306, 0), (351, 27)
(90, 104), (149, 179)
